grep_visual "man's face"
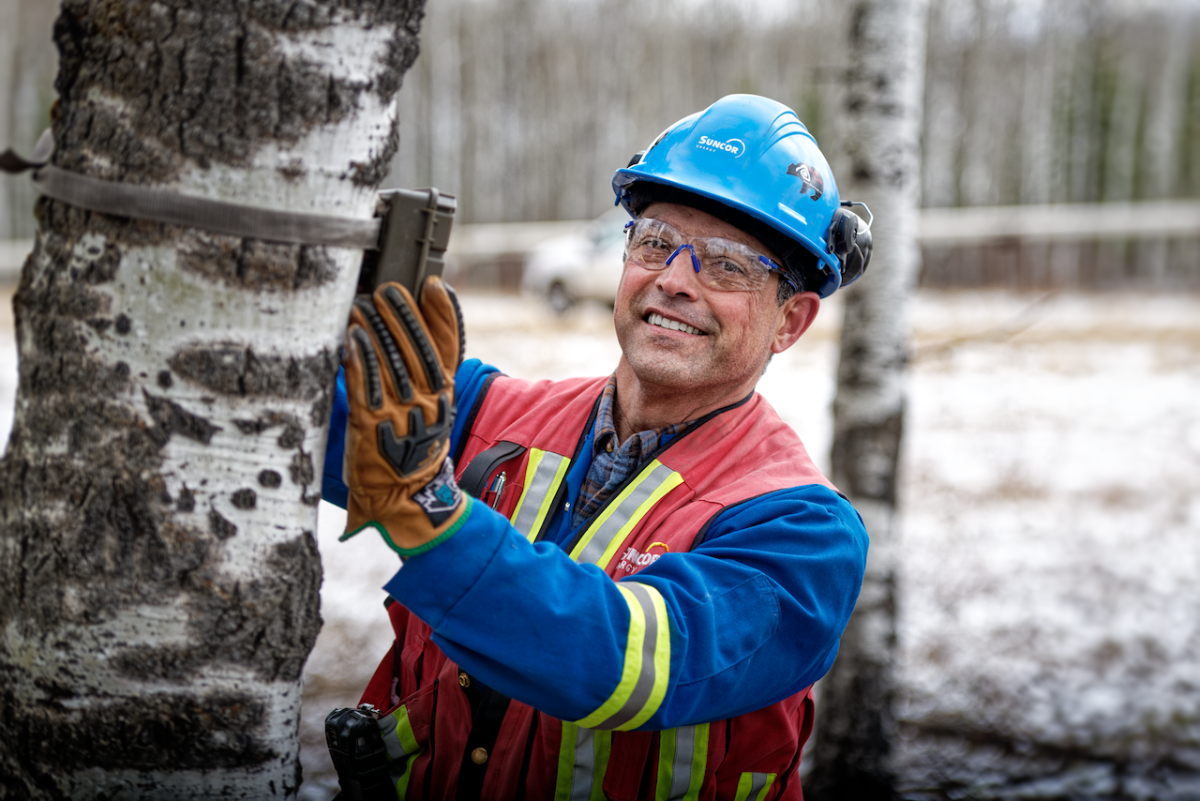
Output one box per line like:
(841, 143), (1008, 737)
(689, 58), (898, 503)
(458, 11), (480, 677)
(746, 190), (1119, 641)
(613, 202), (818, 400)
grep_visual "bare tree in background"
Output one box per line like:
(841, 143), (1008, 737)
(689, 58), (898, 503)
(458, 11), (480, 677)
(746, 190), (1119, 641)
(805, 0), (928, 797)
(0, 1), (14, 241)
(0, 0), (424, 797)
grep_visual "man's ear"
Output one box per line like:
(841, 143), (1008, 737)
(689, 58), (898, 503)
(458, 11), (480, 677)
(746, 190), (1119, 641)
(772, 292), (821, 354)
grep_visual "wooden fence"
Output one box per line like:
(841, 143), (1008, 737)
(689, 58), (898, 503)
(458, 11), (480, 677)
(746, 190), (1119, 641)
(917, 201), (1200, 291)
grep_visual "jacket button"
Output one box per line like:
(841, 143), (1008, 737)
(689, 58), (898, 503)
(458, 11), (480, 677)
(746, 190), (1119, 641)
(458, 671), (470, 688)
(471, 747), (488, 764)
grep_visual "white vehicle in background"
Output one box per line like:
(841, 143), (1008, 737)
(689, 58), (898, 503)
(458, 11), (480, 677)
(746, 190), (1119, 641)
(521, 208), (629, 313)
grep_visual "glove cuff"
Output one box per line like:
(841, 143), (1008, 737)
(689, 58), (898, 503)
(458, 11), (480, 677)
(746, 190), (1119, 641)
(392, 495), (473, 558)
(342, 494), (473, 557)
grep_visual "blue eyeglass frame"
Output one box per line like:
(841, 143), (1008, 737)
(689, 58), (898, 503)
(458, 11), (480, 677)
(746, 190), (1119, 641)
(623, 219), (799, 291)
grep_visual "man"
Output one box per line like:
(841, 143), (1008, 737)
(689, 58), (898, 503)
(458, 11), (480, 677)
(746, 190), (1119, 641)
(323, 94), (872, 800)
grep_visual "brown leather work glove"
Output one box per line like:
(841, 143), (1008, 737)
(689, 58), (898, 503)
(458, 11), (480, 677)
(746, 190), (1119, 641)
(340, 277), (470, 555)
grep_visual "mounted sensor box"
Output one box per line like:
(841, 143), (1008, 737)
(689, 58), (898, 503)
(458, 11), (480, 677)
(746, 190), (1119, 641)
(357, 188), (457, 299)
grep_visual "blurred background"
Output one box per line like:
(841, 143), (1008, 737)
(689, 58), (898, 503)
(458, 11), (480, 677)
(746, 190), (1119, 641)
(2, 0), (1199, 798)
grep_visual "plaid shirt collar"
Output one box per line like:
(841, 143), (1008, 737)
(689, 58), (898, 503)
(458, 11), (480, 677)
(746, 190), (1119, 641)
(591, 374), (691, 462)
(572, 375), (692, 528)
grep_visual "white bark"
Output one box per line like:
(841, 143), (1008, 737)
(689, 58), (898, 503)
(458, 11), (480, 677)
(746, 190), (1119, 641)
(0, 3), (422, 797)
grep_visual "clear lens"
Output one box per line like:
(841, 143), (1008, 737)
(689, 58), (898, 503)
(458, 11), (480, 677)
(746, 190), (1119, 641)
(625, 218), (781, 292)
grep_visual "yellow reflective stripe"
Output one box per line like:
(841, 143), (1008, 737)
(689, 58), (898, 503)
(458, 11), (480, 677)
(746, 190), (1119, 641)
(656, 729), (678, 801)
(392, 753), (419, 800)
(655, 724), (709, 801)
(569, 460), (683, 568)
(573, 581), (670, 731)
(510, 448), (570, 541)
(554, 722), (578, 801)
(733, 772), (777, 801)
(378, 705), (420, 761)
(554, 723), (612, 801)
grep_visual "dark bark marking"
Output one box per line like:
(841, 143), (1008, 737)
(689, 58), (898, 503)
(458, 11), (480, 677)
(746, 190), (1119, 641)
(176, 484), (195, 512)
(295, 243), (339, 288)
(8, 238), (142, 452)
(156, 369), (173, 388)
(231, 488), (257, 509)
(288, 449), (313, 487)
(114, 313), (132, 334)
(176, 232), (339, 291)
(831, 409), (906, 506)
(836, 337), (910, 394)
(208, 508), (238, 540)
(309, 384), (335, 427)
(35, 282), (110, 322)
(143, 390), (222, 445)
(79, 238), (121, 284)
(1, 452), (211, 620)
(262, 529), (323, 675)
(110, 533), (324, 683)
(50, 0), (425, 181)
(277, 157), (305, 182)
(233, 413), (280, 435)
(169, 344), (337, 400)
(277, 422), (303, 449)
(18, 691), (275, 770)
(258, 469), (282, 488)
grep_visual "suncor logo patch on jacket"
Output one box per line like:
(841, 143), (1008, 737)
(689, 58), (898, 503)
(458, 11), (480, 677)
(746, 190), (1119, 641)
(615, 542), (671, 575)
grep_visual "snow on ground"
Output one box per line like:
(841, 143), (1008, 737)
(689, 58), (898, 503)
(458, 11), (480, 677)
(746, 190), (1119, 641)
(1, 287), (1197, 799)
(894, 292), (1200, 799)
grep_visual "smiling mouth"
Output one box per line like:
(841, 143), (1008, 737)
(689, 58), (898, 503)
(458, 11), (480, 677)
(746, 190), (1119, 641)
(646, 312), (705, 336)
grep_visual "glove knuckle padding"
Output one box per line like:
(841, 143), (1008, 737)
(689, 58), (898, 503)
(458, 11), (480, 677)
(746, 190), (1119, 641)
(350, 298), (413, 403)
(378, 284), (444, 393)
(378, 397), (451, 475)
(347, 326), (385, 410)
(415, 277), (465, 375)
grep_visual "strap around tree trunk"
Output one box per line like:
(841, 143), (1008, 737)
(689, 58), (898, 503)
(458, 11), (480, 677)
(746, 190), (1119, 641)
(0, 129), (382, 251)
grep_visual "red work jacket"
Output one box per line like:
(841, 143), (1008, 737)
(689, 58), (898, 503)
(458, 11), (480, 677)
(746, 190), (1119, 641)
(359, 373), (829, 800)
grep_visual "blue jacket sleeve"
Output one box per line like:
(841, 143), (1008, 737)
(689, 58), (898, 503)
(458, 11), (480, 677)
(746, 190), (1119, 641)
(321, 358), (500, 509)
(384, 483), (867, 729)
(321, 368), (350, 509)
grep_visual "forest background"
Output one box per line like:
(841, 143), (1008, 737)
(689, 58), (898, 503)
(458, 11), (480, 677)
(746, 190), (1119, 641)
(5, 0), (1200, 250)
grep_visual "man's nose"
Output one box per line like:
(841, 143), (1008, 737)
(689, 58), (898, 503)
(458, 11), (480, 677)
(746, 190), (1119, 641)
(656, 245), (702, 298)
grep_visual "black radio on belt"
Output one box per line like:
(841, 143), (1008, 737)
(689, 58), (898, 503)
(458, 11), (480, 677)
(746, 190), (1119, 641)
(324, 704), (396, 801)
(357, 188), (457, 299)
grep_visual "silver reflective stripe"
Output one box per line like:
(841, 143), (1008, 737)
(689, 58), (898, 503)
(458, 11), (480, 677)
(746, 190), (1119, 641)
(377, 713), (410, 762)
(570, 725), (596, 801)
(742, 772), (773, 801)
(511, 450), (569, 539)
(575, 461), (677, 566)
(667, 725), (698, 800)
(594, 583), (660, 730)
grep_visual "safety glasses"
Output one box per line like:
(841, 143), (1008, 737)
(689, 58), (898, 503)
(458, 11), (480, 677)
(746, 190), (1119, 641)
(623, 218), (797, 293)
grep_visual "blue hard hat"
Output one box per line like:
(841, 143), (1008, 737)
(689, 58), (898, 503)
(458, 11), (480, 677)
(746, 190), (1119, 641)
(612, 94), (870, 298)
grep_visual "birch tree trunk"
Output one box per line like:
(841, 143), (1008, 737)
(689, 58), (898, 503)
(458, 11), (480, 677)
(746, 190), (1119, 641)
(805, 0), (927, 797)
(0, 1), (424, 797)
